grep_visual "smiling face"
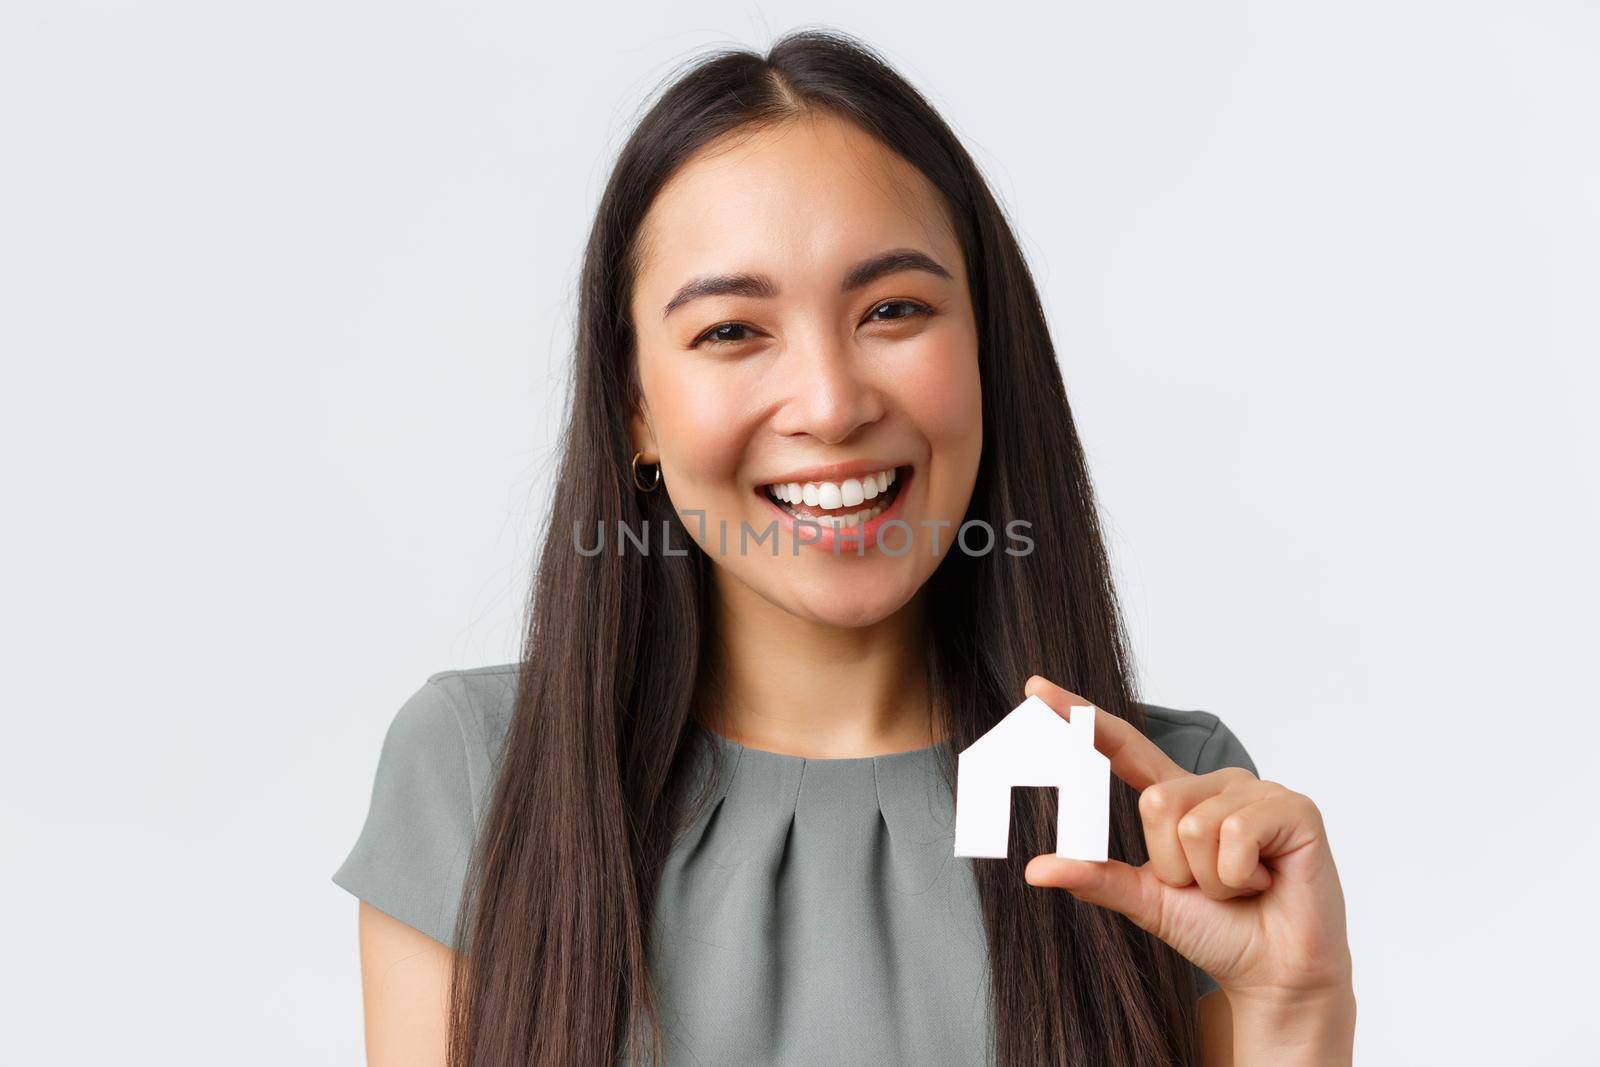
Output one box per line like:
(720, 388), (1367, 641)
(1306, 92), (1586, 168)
(627, 111), (983, 628)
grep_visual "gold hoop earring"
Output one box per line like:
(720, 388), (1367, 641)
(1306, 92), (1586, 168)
(631, 451), (662, 492)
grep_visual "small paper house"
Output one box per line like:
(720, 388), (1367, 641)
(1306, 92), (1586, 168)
(953, 694), (1110, 862)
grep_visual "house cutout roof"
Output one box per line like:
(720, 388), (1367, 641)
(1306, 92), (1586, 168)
(953, 694), (1111, 862)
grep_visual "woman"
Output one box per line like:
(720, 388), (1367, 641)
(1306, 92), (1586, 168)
(333, 29), (1354, 1066)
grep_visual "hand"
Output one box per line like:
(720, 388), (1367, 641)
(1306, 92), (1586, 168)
(1020, 676), (1353, 1017)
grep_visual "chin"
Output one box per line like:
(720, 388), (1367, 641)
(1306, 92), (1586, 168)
(780, 578), (918, 630)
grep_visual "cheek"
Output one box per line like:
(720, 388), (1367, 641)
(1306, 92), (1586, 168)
(895, 338), (982, 454)
(642, 359), (752, 487)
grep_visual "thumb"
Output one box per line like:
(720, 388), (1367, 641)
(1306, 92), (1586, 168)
(1024, 855), (1169, 938)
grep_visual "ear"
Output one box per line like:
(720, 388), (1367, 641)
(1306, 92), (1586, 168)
(628, 404), (656, 461)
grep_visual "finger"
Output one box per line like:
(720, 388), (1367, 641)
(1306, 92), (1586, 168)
(1217, 789), (1324, 880)
(1024, 675), (1188, 791)
(1178, 783), (1278, 898)
(1024, 854), (1168, 939)
(1137, 768), (1258, 887)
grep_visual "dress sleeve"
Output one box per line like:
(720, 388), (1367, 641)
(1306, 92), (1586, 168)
(1188, 716), (1259, 999)
(332, 679), (477, 949)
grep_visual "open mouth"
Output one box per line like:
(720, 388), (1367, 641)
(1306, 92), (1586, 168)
(757, 465), (908, 530)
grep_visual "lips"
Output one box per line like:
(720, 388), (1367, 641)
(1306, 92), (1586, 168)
(759, 465), (903, 528)
(754, 464), (914, 552)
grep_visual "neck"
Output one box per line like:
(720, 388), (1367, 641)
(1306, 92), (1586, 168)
(700, 575), (939, 759)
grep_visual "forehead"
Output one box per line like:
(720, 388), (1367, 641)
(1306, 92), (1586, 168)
(633, 114), (958, 300)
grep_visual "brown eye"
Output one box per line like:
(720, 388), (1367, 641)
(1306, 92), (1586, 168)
(694, 322), (758, 347)
(867, 299), (934, 323)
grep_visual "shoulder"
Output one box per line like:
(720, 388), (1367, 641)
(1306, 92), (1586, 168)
(331, 663), (521, 947)
(418, 664), (519, 786)
(1136, 702), (1259, 777)
(381, 663), (520, 821)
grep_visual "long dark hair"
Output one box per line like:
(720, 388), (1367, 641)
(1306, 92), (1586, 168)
(447, 28), (1198, 1066)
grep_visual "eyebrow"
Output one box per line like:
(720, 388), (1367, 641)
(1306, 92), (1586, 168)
(660, 247), (953, 320)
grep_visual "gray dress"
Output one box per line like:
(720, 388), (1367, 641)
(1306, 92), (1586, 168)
(332, 663), (1258, 1065)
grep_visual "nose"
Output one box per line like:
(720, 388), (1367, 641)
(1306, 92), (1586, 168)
(771, 335), (887, 445)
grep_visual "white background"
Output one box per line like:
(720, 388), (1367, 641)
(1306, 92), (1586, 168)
(3, 2), (1595, 1063)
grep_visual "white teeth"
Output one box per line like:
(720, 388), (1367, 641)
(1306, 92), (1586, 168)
(762, 467), (901, 514)
(810, 499), (888, 528)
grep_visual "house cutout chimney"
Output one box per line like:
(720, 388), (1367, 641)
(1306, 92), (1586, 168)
(953, 694), (1111, 862)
